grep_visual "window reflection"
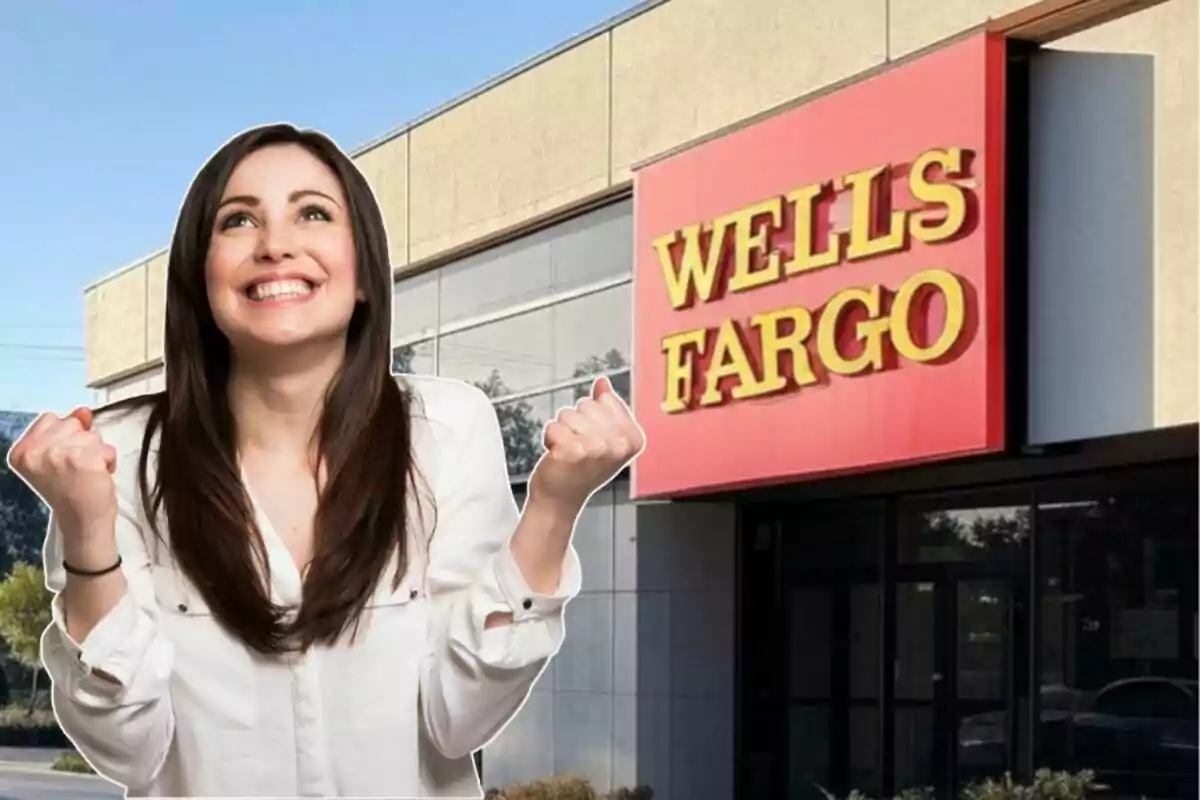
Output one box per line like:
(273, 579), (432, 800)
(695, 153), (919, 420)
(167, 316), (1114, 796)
(392, 269), (438, 342)
(486, 376), (632, 479)
(391, 339), (435, 375)
(438, 200), (632, 327)
(899, 506), (1030, 563)
(1038, 486), (1198, 799)
(438, 285), (630, 395)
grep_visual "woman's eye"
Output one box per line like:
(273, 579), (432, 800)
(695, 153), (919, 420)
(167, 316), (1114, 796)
(219, 211), (254, 230)
(300, 205), (332, 222)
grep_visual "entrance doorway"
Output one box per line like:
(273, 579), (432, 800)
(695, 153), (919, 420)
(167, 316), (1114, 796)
(742, 493), (1031, 799)
(892, 571), (1023, 794)
(785, 575), (883, 796)
(893, 495), (1031, 797)
(737, 461), (1198, 800)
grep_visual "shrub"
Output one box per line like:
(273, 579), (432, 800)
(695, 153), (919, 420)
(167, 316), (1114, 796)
(0, 705), (56, 728)
(485, 777), (653, 800)
(607, 787), (654, 800)
(0, 702), (68, 747)
(52, 752), (95, 774)
(493, 776), (595, 800)
(820, 770), (1103, 800)
(961, 770), (1103, 800)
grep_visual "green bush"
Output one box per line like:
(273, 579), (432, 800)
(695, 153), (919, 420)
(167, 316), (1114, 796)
(820, 770), (1103, 800)
(484, 777), (653, 800)
(0, 702), (69, 746)
(0, 705), (56, 728)
(52, 752), (95, 774)
(962, 770), (1103, 800)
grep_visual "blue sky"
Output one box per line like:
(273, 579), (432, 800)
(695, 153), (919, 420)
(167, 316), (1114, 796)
(0, 0), (636, 413)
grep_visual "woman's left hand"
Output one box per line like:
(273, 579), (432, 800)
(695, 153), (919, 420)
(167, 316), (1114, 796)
(528, 376), (645, 515)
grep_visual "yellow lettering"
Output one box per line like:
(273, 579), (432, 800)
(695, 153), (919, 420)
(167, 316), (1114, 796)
(816, 285), (890, 376)
(726, 197), (784, 294)
(661, 329), (708, 413)
(890, 269), (966, 362)
(700, 319), (761, 406)
(909, 148), (969, 244)
(652, 220), (733, 310)
(750, 306), (818, 393)
(842, 164), (907, 261)
(784, 182), (841, 276)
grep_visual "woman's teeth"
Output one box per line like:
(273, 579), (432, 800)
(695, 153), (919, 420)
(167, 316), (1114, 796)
(247, 279), (313, 301)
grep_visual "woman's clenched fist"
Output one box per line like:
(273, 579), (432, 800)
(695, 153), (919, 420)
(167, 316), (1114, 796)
(529, 377), (645, 513)
(6, 407), (118, 541)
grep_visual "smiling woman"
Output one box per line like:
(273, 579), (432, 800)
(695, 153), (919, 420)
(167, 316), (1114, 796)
(206, 144), (364, 364)
(7, 123), (645, 799)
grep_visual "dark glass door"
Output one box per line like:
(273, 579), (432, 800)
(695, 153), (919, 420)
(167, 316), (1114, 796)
(778, 505), (885, 799)
(893, 571), (1020, 795)
(786, 576), (883, 798)
(892, 497), (1030, 798)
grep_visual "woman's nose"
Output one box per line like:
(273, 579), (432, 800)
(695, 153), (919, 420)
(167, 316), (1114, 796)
(254, 226), (297, 262)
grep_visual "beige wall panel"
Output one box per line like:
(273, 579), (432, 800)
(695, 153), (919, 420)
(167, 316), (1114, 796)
(610, 0), (888, 183)
(353, 134), (409, 269)
(407, 35), (610, 263)
(888, 0), (1037, 58)
(145, 252), (168, 363)
(105, 372), (150, 403)
(1052, 0), (1198, 427)
(85, 266), (148, 386)
(84, 289), (103, 386)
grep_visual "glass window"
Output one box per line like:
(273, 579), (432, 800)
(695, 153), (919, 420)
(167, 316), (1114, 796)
(438, 284), (630, 396)
(899, 504), (1030, 564)
(392, 339), (435, 375)
(392, 269), (438, 342)
(1037, 470), (1198, 799)
(781, 506), (882, 570)
(487, 378), (631, 480)
(1093, 681), (1197, 720)
(437, 200), (632, 327)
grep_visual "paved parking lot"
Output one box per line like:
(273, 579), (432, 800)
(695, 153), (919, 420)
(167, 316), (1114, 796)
(0, 750), (122, 800)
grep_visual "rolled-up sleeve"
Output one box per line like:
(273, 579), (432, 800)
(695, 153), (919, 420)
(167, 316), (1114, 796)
(40, 500), (175, 790)
(419, 386), (582, 759)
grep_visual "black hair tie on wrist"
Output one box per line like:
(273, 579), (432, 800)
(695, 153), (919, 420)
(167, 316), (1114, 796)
(62, 556), (123, 577)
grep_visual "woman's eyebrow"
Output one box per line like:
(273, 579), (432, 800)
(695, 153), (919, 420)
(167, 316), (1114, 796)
(217, 189), (343, 210)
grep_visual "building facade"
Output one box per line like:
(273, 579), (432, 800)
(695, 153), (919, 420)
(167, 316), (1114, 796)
(81, 1), (1197, 798)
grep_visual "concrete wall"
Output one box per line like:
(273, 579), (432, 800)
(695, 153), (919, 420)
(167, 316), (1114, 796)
(91, 0), (1200, 404)
(99, 364), (164, 403)
(485, 481), (737, 799)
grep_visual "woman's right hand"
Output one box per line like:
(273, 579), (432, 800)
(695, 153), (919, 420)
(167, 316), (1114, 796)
(7, 408), (119, 548)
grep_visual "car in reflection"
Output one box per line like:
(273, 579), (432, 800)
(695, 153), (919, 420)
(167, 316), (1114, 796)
(958, 678), (1198, 798)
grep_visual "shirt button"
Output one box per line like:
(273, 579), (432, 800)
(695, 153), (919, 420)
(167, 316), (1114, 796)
(522, 599), (533, 610)
(410, 589), (419, 600)
(177, 603), (188, 613)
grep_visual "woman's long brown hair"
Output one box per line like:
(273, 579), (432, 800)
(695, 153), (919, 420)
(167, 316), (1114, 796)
(102, 123), (416, 655)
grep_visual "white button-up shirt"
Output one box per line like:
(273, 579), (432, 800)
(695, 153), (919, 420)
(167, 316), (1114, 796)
(40, 375), (582, 799)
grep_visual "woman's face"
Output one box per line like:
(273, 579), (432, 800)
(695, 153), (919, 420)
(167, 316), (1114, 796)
(206, 143), (360, 357)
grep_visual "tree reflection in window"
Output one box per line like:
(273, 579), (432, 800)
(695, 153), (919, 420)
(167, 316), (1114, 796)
(477, 352), (631, 480)
(473, 370), (544, 478)
(391, 346), (630, 479)
(393, 345), (416, 374)
(906, 507), (1031, 563)
(570, 349), (629, 402)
